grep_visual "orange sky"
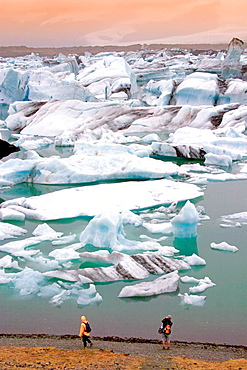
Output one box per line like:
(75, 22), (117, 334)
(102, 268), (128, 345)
(1, 0), (247, 47)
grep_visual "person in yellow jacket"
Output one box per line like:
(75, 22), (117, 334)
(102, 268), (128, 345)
(79, 315), (92, 348)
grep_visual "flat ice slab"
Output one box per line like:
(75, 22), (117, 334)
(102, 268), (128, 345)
(1, 179), (203, 220)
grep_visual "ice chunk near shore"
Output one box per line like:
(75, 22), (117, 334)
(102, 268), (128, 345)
(210, 241), (238, 252)
(178, 292), (206, 306)
(0, 223), (27, 240)
(118, 270), (180, 298)
(171, 201), (200, 238)
(183, 253), (206, 266)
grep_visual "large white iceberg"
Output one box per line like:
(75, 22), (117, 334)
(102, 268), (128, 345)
(0, 179), (203, 220)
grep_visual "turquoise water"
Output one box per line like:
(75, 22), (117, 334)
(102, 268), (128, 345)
(0, 178), (246, 345)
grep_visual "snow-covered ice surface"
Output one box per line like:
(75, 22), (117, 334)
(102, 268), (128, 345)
(0, 179), (203, 220)
(0, 42), (246, 344)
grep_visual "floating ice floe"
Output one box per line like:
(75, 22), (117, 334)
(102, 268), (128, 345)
(178, 292), (206, 306)
(0, 255), (21, 270)
(118, 270), (180, 298)
(49, 248), (80, 263)
(12, 267), (45, 296)
(44, 252), (190, 283)
(51, 234), (77, 246)
(188, 277), (216, 293)
(0, 179), (203, 220)
(32, 223), (63, 240)
(220, 211), (247, 227)
(142, 221), (173, 235)
(152, 126), (247, 162)
(0, 142), (180, 185)
(183, 253), (206, 266)
(210, 241), (238, 252)
(27, 143), (180, 184)
(0, 222), (27, 240)
(0, 237), (41, 257)
(0, 207), (25, 221)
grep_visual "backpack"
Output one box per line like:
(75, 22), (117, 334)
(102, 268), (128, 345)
(85, 322), (91, 333)
(164, 325), (171, 335)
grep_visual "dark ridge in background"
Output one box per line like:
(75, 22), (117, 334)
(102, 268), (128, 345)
(0, 43), (234, 57)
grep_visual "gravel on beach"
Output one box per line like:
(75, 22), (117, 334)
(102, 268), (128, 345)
(0, 334), (246, 363)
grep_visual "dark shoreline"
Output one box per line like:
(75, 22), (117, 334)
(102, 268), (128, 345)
(0, 43), (231, 58)
(1, 333), (246, 349)
(0, 334), (246, 362)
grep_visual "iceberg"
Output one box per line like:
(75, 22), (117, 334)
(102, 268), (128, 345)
(210, 241), (238, 252)
(118, 270), (180, 298)
(174, 72), (219, 106)
(222, 38), (244, 79)
(0, 179), (203, 220)
(171, 201), (200, 238)
(44, 252), (190, 283)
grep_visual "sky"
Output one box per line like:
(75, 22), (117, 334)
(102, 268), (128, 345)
(1, 0), (247, 47)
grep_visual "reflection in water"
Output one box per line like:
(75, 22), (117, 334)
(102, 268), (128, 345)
(173, 237), (198, 256)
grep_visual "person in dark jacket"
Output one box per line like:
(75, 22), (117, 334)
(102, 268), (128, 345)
(160, 315), (173, 350)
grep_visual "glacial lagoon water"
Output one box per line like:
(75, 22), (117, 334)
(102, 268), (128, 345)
(0, 151), (246, 345)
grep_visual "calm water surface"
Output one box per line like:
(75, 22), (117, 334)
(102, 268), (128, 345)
(0, 159), (246, 345)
